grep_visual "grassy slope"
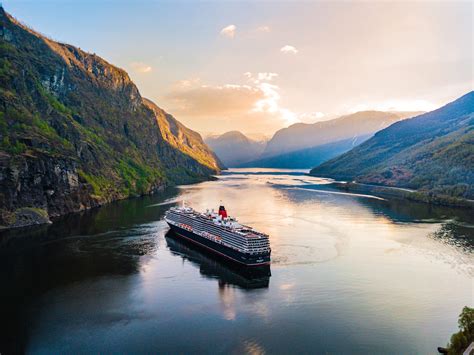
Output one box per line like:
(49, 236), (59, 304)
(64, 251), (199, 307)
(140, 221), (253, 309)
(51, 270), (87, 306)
(0, 8), (221, 223)
(310, 92), (474, 200)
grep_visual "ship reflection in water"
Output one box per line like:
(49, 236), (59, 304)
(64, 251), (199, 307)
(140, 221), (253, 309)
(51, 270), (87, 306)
(0, 169), (473, 353)
(165, 230), (271, 290)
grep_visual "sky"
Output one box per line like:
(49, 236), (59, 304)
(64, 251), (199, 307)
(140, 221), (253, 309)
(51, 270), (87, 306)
(3, 0), (473, 136)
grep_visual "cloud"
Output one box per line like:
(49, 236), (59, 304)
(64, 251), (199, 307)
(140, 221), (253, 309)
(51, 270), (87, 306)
(220, 24), (236, 38)
(256, 25), (271, 33)
(130, 62), (152, 73)
(164, 73), (323, 134)
(166, 81), (263, 116)
(244, 72), (278, 84)
(280, 45), (298, 54)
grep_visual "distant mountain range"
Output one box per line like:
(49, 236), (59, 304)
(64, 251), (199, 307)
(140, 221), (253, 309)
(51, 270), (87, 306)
(0, 7), (221, 228)
(262, 111), (421, 158)
(235, 110), (420, 169)
(239, 135), (371, 169)
(311, 91), (474, 200)
(205, 131), (266, 167)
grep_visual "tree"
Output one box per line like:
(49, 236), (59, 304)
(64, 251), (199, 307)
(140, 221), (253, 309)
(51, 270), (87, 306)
(446, 306), (474, 355)
(459, 306), (474, 333)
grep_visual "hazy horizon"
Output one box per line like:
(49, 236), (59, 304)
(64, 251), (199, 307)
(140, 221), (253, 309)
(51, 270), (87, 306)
(4, 0), (472, 135)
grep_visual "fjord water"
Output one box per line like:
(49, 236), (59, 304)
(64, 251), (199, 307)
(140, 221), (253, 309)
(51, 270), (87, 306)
(1, 169), (472, 353)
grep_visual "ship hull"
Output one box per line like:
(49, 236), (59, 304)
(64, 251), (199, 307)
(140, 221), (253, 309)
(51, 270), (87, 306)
(166, 223), (271, 266)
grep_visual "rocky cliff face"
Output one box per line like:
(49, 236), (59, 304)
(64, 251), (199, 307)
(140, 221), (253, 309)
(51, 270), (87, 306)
(143, 98), (223, 172)
(0, 8), (222, 228)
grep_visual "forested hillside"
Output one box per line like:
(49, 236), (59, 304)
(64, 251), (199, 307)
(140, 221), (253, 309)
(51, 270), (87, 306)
(0, 7), (221, 228)
(311, 92), (474, 201)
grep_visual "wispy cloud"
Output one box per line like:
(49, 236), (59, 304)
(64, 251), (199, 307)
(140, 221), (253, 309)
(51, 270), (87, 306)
(256, 25), (271, 33)
(130, 62), (152, 73)
(220, 24), (236, 38)
(166, 81), (262, 116)
(164, 73), (323, 133)
(280, 45), (298, 54)
(244, 72), (278, 83)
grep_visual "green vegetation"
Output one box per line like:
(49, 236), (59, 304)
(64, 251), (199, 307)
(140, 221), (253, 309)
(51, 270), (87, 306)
(0, 107), (73, 152)
(0, 112), (7, 134)
(116, 158), (164, 196)
(0, 57), (13, 80)
(0, 207), (50, 229)
(78, 160), (164, 199)
(32, 114), (56, 136)
(77, 170), (111, 198)
(0, 7), (220, 228)
(311, 92), (474, 203)
(445, 306), (473, 354)
(0, 136), (27, 154)
(37, 82), (73, 116)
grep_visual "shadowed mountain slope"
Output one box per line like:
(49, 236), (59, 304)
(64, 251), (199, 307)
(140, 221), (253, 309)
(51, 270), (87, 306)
(239, 135), (371, 169)
(310, 92), (474, 200)
(0, 7), (221, 228)
(205, 131), (265, 167)
(263, 111), (421, 158)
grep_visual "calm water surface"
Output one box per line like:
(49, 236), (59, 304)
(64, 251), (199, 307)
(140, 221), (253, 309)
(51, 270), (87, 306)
(1, 169), (473, 354)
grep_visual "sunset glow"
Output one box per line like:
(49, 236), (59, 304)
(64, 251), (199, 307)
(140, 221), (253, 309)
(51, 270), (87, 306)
(4, 0), (472, 135)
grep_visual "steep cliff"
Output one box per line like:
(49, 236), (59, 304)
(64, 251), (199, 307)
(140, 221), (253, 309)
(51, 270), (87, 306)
(0, 8), (222, 228)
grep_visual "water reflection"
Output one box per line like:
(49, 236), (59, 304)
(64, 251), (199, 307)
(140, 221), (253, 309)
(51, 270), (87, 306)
(165, 230), (271, 290)
(0, 189), (178, 354)
(276, 184), (474, 244)
(0, 169), (473, 353)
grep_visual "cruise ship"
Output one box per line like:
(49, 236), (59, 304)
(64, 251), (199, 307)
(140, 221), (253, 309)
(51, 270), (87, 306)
(165, 205), (271, 266)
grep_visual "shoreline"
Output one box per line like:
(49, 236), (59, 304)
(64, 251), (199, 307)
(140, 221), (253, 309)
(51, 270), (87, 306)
(0, 174), (218, 232)
(325, 181), (474, 209)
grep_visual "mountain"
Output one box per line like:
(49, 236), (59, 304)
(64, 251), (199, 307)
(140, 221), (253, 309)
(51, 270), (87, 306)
(263, 111), (421, 158)
(205, 131), (266, 167)
(0, 8), (222, 228)
(143, 99), (222, 174)
(310, 92), (474, 200)
(239, 135), (371, 169)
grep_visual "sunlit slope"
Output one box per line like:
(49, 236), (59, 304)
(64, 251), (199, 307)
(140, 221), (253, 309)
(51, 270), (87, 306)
(311, 92), (474, 199)
(0, 7), (221, 226)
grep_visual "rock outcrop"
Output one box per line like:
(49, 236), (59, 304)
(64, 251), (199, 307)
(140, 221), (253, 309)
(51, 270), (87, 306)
(0, 7), (222, 229)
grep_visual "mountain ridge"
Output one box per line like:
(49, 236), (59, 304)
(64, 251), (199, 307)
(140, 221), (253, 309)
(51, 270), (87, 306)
(238, 135), (371, 169)
(310, 91), (474, 202)
(205, 131), (266, 167)
(0, 7), (222, 228)
(263, 110), (422, 158)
